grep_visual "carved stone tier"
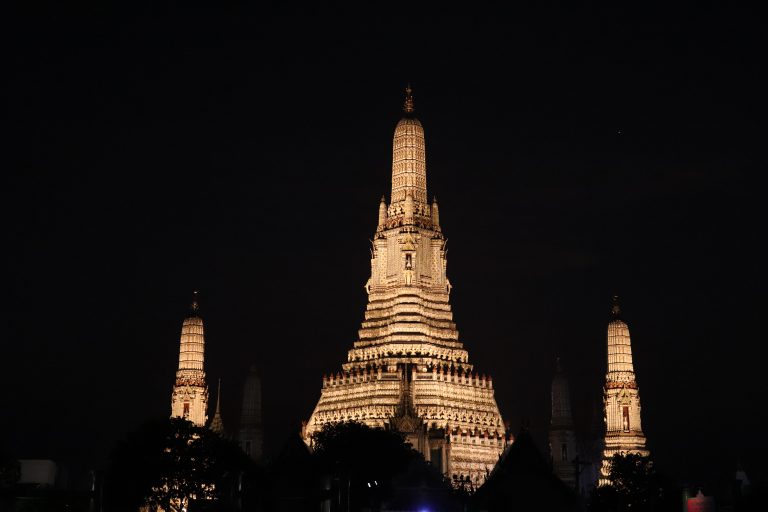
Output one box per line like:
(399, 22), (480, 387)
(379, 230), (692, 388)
(309, 365), (505, 482)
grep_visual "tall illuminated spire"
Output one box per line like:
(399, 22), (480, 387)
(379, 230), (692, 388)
(601, 296), (649, 482)
(306, 89), (507, 486)
(176, 292), (205, 377)
(170, 291), (209, 427)
(390, 85), (428, 208)
(607, 296), (636, 383)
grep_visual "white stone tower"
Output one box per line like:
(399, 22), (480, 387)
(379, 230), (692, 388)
(305, 87), (507, 486)
(170, 291), (209, 427)
(239, 365), (263, 463)
(549, 358), (577, 489)
(601, 296), (649, 479)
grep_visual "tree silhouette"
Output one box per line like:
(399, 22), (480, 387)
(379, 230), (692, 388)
(105, 418), (252, 512)
(311, 422), (426, 510)
(589, 453), (678, 512)
(0, 450), (20, 490)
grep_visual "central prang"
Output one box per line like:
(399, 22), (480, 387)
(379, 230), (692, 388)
(303, 88), (509, 486)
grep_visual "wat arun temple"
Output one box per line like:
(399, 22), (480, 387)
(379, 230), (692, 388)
(302, 88), (508, 485)
(166, 87), (653, 493)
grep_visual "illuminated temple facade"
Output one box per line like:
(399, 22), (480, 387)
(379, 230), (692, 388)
(170, 291), (209, 427)
(304, 88), (508, 485)
(601, 297), (649, 480)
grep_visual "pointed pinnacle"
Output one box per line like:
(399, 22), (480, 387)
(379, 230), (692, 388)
(611, 295), (621, 317)
(190, 290), (200, 313)
(403, 84), (414, 113)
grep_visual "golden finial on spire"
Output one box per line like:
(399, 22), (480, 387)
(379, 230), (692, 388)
(611, 295), (621, 318)
(403, 84), (414, 113)
(191, 290), (200, 313)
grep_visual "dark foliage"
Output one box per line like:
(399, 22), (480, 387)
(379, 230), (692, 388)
(0, 450), (20, 490)
(589, 453), (678, 512)
(104, 418), (254, 511)
(312, 421), (418, 483)
(312, 422), (419, 509)
(0, 450), (21, 511)
(311, 421), (460, 511)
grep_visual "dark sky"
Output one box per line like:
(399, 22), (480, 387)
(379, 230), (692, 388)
(4, 3), (765, 488)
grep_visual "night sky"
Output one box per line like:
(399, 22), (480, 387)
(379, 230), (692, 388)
(4, 3), (765, 488)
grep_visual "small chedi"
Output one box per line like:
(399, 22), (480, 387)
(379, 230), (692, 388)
(304, 87), (508, 485)
(549, 358), (578, 489)
(170, 291), (209, 427)
(239, 365), (263, 463)
(601, 297), (649, 481)
(209, 379), (224, 435)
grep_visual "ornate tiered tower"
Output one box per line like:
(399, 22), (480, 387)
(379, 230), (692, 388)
(304, 87), (507, 485)
(601, 297), (649, 480)
(170, 291), (209, 427)
(549, 358), (577, 489)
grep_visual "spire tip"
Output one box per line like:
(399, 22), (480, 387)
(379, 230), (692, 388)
(403, 84), (414, 113)
(611, 295), (621, 318)
(190, 290), (200, 313)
